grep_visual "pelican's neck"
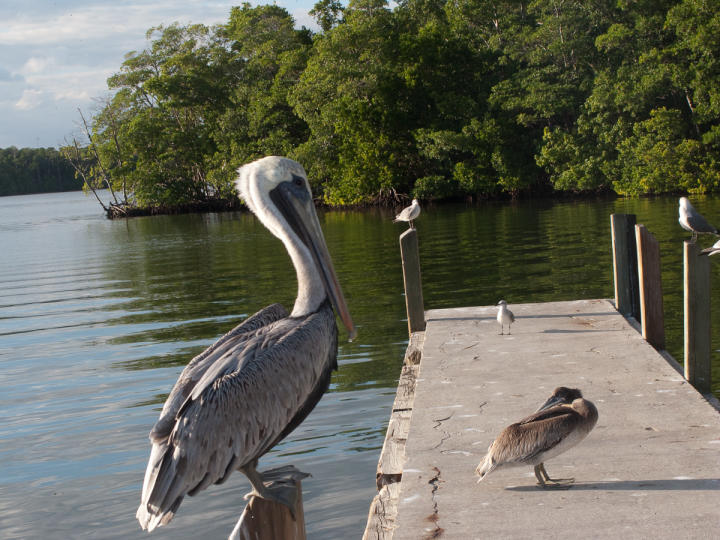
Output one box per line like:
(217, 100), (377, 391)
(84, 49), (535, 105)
(281, 230), (326, 318)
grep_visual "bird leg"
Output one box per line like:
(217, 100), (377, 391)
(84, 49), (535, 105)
(499, 324), (504, 335)
(240, 462), (310, 520)
(692, 231), (698, 243)
(534, 463), (574, 489)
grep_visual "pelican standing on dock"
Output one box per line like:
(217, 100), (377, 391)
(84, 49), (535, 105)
(136, 156), (356, 531)
(393, 198), (421, 229)
(476, 387), (598, 488)
(496, 300), (515, 335)
(679, 197), (719, 243)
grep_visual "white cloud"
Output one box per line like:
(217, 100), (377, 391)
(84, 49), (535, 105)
(15, 89), (44, 110)
(0, 0), (321, 148)
(22, 57), (50, 75)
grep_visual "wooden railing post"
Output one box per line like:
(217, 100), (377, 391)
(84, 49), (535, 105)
(635, 225), (665, 349)
(399, 228), (426, 335)
(683, 241), (712, 393)
(229, 466), (307, 540)
(611, 214), (640, 319)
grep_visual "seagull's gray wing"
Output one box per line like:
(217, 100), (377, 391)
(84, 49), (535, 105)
(686, 209), (718, 234)
(138, 305), (337, 527)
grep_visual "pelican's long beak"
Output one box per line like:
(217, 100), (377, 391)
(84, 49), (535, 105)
(270, 180), (357, 341)
(536, 395), (564, 413)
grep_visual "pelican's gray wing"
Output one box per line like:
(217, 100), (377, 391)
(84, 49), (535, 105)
(149, 303), (289, 442)
(491, 406), (579, 465)
(137, 305), (337, 530)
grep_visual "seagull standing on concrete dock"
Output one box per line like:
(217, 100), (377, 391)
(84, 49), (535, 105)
(393, 199), (421, 229)
(476, 387), (598, 488)
(496, 300), (515, 335)
(678, 197), (719, 243)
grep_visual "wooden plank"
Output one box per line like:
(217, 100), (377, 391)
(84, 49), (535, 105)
(611, 214), (640, 319)
(400, 229), (426, 335)
(635, 224), (665, 349)
(403, 331), (424, 366)
(393, 364), (419, 411)
(376, 365), (418, 488)
(683, 240), (712, 393)
(362, 482), (401, 540)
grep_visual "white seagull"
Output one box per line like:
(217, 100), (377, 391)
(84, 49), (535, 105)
(393, 199), (421, 229)
(678, 197), (719, 243)
(497, 300), (515, 335)
(701, 239), (720, 256)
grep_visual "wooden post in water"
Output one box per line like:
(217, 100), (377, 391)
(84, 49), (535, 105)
(399, 228), (426, 335)
(635, 224), (665, 349)
(229, 466), (308, 540)
(683, 241), (712, 393)
(611, 214), (640, 319)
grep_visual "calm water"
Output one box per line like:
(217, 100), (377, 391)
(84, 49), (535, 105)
(1, 190), (719, 538)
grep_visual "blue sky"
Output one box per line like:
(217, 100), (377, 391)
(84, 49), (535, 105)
(0, 0), (320, 149)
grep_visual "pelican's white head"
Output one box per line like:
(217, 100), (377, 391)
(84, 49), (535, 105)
(236, 156), (310, 239)
(235, 156), (356, 339)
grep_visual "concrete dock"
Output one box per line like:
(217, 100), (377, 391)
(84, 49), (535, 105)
(365, 299), (720, 539)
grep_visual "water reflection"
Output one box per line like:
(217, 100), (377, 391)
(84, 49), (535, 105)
(1, 191), (719, 539)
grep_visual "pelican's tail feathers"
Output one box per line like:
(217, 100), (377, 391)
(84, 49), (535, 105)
(136, 442), (186, 532)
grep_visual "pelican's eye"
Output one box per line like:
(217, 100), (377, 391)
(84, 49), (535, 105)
(292, 174), (305, 187)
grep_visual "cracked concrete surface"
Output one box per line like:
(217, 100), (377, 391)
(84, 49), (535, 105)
(392, 299), (720, 539)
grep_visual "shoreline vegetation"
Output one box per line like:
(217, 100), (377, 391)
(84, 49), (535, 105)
(4, 1), (720, 217)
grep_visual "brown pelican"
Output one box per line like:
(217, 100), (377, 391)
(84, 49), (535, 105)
(136, 156), (356, 531)
(679, 197), (718, 243)
(393, 198), (420, 229)
(496, 300), (515, 335)
(476, 387), (598, 488)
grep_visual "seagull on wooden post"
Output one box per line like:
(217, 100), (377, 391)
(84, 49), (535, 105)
(496, 300), (514, 335)
(475, 387), (599, 489)
(678, 197), (719, 243)
(393, 199), (421, 229)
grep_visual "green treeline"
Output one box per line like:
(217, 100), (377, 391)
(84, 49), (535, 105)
(71, 0), (720, 207)
(0, 147), (81, 196)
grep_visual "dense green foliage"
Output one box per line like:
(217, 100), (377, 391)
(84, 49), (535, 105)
(70, 0), (720, 207)
(0, 147), (81, 196)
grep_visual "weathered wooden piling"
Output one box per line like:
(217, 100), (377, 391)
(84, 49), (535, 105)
(610, 214), (640, 319)
(683, 240), (712, 393)
(635, 224), (665, 349)
(229, 466), (308, 540)
(399, 228), (425, 335)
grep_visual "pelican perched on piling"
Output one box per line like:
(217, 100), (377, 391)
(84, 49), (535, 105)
(476, 387), (598, 488)
(496, 300), (515, 335)
(679, 197), (719, 243)
(393, 198), (421, 229)
(136, 156), (356, 532)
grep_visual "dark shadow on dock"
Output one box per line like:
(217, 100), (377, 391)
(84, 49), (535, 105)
(505, 478), (720, 492)
(541, 329), (619, 334)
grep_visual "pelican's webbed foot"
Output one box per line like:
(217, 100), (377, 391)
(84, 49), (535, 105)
(534, 463), (574, 490)
(241, 463), (311, 520)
